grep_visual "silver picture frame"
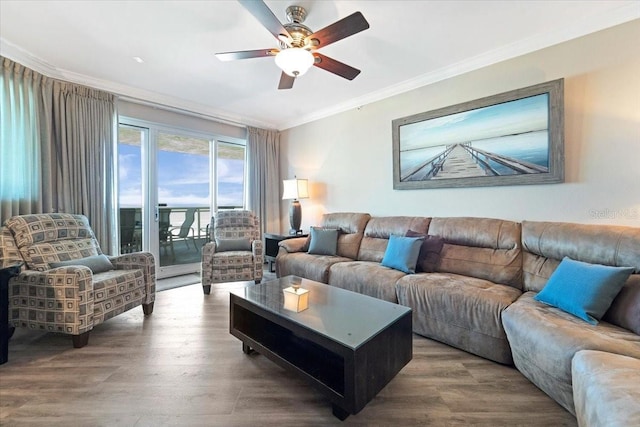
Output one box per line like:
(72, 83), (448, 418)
(392, 79), (564, 189)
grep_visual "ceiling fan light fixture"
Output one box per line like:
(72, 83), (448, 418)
(275, 48), (314, 77)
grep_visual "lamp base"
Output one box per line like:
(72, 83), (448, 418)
(289, 199), (302, 234)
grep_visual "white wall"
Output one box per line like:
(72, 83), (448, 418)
(280, 20), (640, 232)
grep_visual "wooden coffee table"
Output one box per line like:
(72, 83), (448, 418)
(229, 275), (412, 420)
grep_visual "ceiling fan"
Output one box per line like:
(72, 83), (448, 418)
(216, 0), (370, 89)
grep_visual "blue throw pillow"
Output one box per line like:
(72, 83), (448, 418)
(381, 235), (425, 274)
(534, 257), (634, 325)
(307, 227), (339, 256)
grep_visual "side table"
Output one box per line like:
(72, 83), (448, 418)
(1, 263), (22, 365)
(264, 233), (308, 273)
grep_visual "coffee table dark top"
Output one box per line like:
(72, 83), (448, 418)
(230, 275), (411, 349)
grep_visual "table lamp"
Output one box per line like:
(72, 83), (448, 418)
(282, 177), (309, 235)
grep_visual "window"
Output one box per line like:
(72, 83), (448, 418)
(117, 118), (246, 275)
(217, 141), (246, 209)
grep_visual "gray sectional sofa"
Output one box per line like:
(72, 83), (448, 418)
(276, 212), (640, 426)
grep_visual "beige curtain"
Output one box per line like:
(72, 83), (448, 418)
(246, 126), (280, 236)
(50, 81), (117, 251)
(0, 56), (117, 251)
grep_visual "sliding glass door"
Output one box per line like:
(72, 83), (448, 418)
(118, 125), (146, 256)
(216, 141), (246, 209)
(156, 131), (211, 275)
(117, 120), (246, 279)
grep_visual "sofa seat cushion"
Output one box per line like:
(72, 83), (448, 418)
(276, 252), (352, 284)
(572, 350), (640, 427)
(328, 261), (407, 303)
(502, 292), (640, 414)
(395, 272), (522, 365)
(92, 269), (146, 325)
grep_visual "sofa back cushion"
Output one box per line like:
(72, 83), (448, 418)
(358, 216), (431, 262)
(522, 221), (640, 292)
(319, 212), (371, 260)
(428, 217), (523, 289)
(522, 221), (640, 334)
(4, 213), (102, 271)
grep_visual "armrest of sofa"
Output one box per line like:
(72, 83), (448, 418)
(9, 267), (95, 335)
(278, 237), (309, 253)
(109, 252), (156, 304)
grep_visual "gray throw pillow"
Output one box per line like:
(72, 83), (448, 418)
(308, 227), (338, 256)
(50, 254), (114, 274)
(406, 230), (444, 273)
(603, 274), (640, 335)
(216, 238), (252, 252)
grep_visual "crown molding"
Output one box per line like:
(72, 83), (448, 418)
(276, 6), (640, 130)
(3, 4), (638, 132)
(0, 38), (275, 130)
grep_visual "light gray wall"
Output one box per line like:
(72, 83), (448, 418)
(280, 20), (640, 232)
(118, 100), (247, 140)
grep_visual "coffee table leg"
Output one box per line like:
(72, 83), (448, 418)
(242, 342), (254, 354)
(332, 404), (350, 420)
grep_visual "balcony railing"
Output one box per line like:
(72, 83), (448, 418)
(119, 206), (243, 256)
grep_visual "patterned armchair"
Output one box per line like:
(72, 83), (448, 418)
(201, 210), (263, 294)
(0, 213), (155, 348)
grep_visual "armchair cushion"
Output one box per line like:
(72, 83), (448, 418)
(4, 214), (101, 271)
(50, 254), (115, 274)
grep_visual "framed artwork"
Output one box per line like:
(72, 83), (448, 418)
(392, 79), (564, 189)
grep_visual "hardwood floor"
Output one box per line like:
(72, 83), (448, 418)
(0, 281), (577, 426)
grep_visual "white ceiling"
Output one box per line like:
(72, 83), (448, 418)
(1, 1), (638, 130)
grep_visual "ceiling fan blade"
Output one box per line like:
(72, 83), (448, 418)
(305, 12), (369, 49)
(313, 53), (361, 80)
(238, 0), (292, 45)
(215, 49), (278, 61)
(278, 72), (295, 90)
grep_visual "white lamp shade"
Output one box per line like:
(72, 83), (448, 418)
(275, 48), (314, 77)
(282, 178), (309, 200)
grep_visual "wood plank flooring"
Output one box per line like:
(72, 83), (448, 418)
(0, 281), (577, 426)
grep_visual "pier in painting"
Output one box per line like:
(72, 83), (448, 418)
(401, 143), (549, 181)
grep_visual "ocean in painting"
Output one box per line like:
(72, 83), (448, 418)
(469, 130), (549, 175)
(399, 93), (550, 180)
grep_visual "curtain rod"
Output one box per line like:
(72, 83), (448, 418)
(118, 94), (250, 130)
